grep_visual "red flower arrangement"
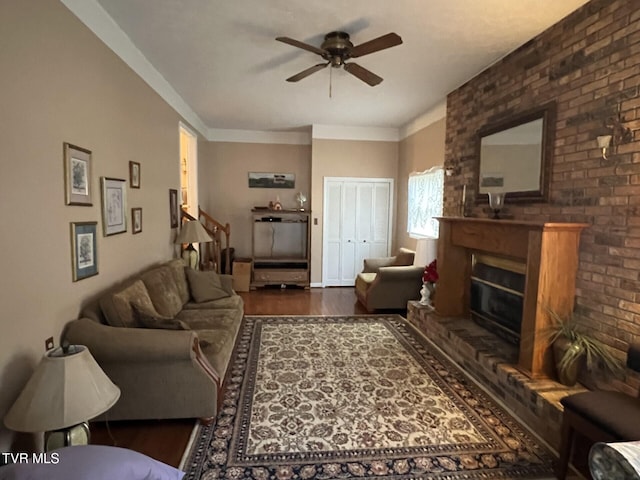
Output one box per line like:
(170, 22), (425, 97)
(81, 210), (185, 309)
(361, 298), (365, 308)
(422, 259), (438, 284)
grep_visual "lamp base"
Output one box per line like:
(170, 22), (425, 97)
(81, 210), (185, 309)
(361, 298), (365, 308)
(44, 422), (90, 451)
(182, 244), (199, 270)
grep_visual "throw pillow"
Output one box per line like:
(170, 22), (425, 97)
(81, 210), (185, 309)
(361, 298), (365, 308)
(0, 445), (184, 480)
(186, 269), (231, 303)
(110, 280), (156, 328)
(167, 259), (190, 304)
(132, 303), (190, 331)
(141, 266), (183, 318)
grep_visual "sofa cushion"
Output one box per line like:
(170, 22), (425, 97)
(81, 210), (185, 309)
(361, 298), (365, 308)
(197, 328), (236, 376)
(133, 303), (191, 331)
(183, 295), (243, 311)
(186, 269), (231, 303)
(107, 280), (156, 328)
(141, 266), (183, 318)
(176, 308), (241, 331)
(167, 259), (190, 305)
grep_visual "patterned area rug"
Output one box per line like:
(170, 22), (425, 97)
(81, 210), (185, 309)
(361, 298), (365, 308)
(183, 315), (555, 479)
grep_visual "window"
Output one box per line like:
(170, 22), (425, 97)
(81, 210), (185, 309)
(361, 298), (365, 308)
(407, 167), (444, 238)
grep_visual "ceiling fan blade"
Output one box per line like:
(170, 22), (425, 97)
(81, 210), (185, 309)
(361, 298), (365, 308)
(286, 63), (329, 82)
(343, 62), (383, 86)
(349, 32), (403, 58)
(276, 36), (326, 56)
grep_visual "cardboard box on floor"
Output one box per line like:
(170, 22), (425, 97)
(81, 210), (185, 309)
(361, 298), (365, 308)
(232, 258), (252, 292)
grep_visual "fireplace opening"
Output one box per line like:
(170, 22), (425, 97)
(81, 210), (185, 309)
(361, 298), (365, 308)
(470, 254), (526, 345)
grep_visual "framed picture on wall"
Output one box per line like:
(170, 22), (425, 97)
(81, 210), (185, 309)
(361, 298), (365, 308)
(248, 172), (295, 188)
(129, 161), (141, 188)
(63, 143), (93, 206)
(169, 189), (179, 228)
(70, 221), (98, 281)
(101, 177), (127, 236)
(132, 207), (142, 234)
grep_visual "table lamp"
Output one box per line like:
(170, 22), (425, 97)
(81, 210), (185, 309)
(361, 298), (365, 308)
(4, 345), (120, 451)
(175, 220), (213, 269)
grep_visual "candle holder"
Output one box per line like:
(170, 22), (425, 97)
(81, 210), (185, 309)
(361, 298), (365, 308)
(488, 192), (505, 219)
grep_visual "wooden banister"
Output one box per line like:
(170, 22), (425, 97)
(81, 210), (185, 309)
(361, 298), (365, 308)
(179, 208), (231, 274)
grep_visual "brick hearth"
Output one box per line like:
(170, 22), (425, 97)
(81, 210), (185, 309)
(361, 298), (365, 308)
(407, 301), (586, 451)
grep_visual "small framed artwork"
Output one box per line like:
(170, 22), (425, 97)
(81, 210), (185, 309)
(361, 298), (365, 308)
(63, 143), (92, 206)
(169, 189), (179, 228)
(101, 177), (127, 236)
(129, 161), (141, 188)
(132, 207), (142, 234)
(248, 172), (295, 189)
(70, 221), (98, 281)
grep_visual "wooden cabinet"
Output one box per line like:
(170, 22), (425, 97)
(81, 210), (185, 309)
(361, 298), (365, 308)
(251, 210), (310, 288)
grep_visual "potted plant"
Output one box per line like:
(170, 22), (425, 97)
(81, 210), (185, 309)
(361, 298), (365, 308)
(546, 309), (624, 386)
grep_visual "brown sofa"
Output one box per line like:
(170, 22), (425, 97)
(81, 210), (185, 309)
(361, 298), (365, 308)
(63, 259), (243, 422)
(355, 248), (424, 312)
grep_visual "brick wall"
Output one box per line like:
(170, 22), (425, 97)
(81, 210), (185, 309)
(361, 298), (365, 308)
(444, 0), (640, 391)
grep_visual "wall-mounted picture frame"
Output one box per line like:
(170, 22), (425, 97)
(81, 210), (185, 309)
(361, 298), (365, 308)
(70, 221), (98, 281)
(248, 172), (295, 189)
(132, 207), (142, 234)
(129, 161), (141, 188)
(169, 188), (179, 228)
(101, 177), (127, 236)
(64, 143), (93, 206)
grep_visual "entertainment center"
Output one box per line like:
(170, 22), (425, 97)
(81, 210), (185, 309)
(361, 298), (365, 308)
(250, 209), (310, 288)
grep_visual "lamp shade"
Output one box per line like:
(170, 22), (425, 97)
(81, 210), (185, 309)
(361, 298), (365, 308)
(174, 220), (213, 245)
(4, 345), (120, 433)
(413, 237), (437, 267)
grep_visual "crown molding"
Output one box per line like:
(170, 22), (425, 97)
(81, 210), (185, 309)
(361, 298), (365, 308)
(312, 125), (399, 142)
(60, 0), (209, 138)
(400, 100), (447, 140)
(208, 129), (311, 145)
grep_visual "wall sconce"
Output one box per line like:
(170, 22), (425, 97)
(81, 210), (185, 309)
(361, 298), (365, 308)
(599, 103), (633, 159)
(597, 135), (612, 160)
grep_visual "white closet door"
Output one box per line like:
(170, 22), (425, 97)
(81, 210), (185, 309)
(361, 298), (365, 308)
(341, 183), (358, 284)
(323, 178), (393, 287)
(370, 182), (391, 258)
(354, 182), (373, 277)
(324, 181), (343, 285)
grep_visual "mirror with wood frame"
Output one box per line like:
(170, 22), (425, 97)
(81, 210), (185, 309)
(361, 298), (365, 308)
(476, 102), (555, 203)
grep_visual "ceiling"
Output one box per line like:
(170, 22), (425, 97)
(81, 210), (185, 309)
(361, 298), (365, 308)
(69, 0), (589, 138)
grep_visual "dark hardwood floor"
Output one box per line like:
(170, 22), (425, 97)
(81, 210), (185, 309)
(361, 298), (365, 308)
(91, 286), (377, 467)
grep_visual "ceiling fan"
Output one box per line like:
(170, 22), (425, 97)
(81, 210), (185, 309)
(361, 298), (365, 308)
(276, 31), (402, 86)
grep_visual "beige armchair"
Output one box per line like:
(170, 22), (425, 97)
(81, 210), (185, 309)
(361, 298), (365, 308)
(355, 248), (424, 312)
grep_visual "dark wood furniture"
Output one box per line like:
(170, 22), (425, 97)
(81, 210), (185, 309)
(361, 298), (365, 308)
(556, 343), (640, 479)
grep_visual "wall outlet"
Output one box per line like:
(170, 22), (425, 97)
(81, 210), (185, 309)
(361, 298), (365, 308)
(45, 337), (54, 351)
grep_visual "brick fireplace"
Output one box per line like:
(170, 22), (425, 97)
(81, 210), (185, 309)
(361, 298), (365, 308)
(442, 0), (640, 394)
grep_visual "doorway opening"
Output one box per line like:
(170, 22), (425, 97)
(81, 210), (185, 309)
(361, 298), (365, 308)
(179, 123), (198, 219)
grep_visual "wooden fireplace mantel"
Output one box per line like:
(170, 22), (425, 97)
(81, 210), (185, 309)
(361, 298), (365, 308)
(435, 217), (588, 378)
